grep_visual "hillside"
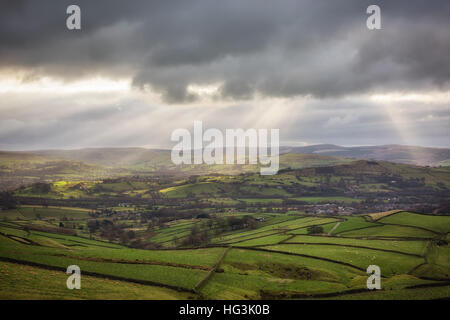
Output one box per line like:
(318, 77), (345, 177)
(0, 208), (448, 300)
(33, 148), (352, 170)
(0, 151), (119, 191)
(10, 160), (450, 213)
(2, 146), (450, 195)
(283, 144), (450, 167)
(0, 149), (352, 191)
(32, 148), (171, 168)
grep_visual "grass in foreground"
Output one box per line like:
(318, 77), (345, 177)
(0, 261), (195, 300)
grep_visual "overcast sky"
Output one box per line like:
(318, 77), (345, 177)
(0, 0), (449, 150)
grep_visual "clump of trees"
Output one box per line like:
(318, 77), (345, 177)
(180, 215), (259, 247)
(182, 225), (210, 246)
(87, 219), (124, 241)
(86, 218), (144, 247)
(31, 182), (52, 194)
(307, 225), (324, 235)
(0, 192), (17, 209)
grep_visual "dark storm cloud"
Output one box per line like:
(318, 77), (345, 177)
(1, 0), (450, 102)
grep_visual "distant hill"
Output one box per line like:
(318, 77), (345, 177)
(282, 144), (450, 166)
(0, 150), (123, 191)
(0, 148), (351, 190)
(32, 148), (171, 168)
(12, 159), (450, 202)
(1, 144), (449, 191)
(31, 148), (354, 171)
(292, 159), (450, 186)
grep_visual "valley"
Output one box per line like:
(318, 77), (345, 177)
(0, 147), (449, 300)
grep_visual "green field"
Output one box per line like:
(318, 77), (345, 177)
(331, 216), (377, 235)
(285, 235), (428, 255)
(0, 205), (449, 300)
(378, 211), (450, 234)
(290, 197), (363, 204)
(0, 261), (194, 300)
(339, 224), (438, 239)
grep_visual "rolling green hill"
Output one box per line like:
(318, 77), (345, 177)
(284, 144), (450, 167)
(0, 209), (448, 300)
(10, 159), (450, 201)
(3, 146), (448, 193)
(0, 148), (353, 191)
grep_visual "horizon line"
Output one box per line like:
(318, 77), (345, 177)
(1, 143), (450, 153)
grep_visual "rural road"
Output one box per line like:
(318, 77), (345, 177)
(328, 222), (341, 236)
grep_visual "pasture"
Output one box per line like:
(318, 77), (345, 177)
(0, 206), (449, 299)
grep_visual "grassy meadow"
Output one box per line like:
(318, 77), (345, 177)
(0, 206), (448, 300)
